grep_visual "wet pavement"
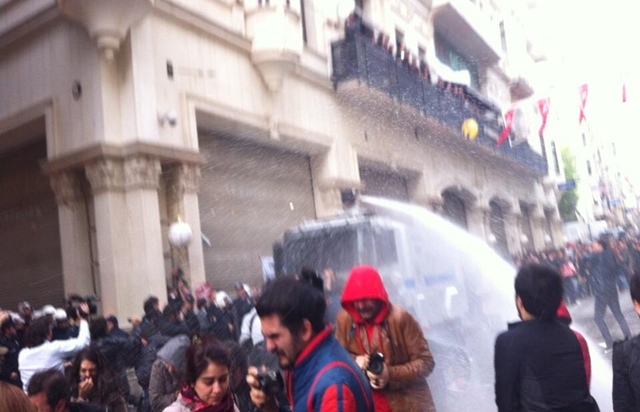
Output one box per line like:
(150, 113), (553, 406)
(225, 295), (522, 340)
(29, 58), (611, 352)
(566, 289), (640, 353)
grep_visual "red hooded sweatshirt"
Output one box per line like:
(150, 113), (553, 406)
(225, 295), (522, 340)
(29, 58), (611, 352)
(341, 265), (393, 412)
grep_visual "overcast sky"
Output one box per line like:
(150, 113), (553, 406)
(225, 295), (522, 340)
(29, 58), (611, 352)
(524, 0), (640, 185)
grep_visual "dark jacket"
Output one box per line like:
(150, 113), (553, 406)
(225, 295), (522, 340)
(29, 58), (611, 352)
(0, 335), (22, 387)
(613, 334), (640, 411)
(590, 250), (621, 297)
(336, 265), (435, 412)
(494, 319), (599, 412)
(206, 305), (235, 342)
(93, 333), (141, 395)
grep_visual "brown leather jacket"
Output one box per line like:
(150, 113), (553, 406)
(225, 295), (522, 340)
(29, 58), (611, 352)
(336, 265), (436, 412)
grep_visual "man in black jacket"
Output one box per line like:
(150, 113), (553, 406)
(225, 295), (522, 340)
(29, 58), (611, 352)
(613, 272), (640, 411)
(494, 264), (599, 412)
(590, 239), (631, 351)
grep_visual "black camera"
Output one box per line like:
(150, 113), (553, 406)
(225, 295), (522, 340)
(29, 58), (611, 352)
(368, 352), (385, 375)
(257, 370), (284, 396)
(66, 294), (99, 316)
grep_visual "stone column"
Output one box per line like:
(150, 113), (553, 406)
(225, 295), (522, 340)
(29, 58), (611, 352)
(85, 156), (166, 318)
(310, 142), (360, 218)
(467, 203), (489, 239)
(504, 212), (524, 256)
(529, 205), (547, 251)
(50, 171), (95, 297)
(165, 163), (205, 289)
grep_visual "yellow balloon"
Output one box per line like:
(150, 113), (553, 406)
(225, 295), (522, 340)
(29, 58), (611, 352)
(462, 118), (479, 140)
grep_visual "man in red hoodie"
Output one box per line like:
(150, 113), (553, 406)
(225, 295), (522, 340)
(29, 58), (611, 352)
(336, 265), (436, 412)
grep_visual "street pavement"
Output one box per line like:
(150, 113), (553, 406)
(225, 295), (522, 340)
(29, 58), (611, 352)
(567, 289), (640, 352)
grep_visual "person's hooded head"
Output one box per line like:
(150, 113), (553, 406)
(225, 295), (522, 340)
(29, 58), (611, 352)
(157, 335), (190, 376)
(341, 265), (390, 324)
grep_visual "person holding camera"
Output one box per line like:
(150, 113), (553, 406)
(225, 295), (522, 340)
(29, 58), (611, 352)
(336, 265), (435, 412)
(246, 270), (374, 412)
(19, 302), (91, 392)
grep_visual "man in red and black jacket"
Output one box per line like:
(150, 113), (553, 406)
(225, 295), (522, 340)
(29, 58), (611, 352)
(247, 269), (374, 412)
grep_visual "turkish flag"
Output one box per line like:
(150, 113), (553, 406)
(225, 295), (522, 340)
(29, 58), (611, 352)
(579, 84), (588, 123)
(538, 98), (550, 135)
(623, 82), (627, 103)
(497, 108), (515, 146)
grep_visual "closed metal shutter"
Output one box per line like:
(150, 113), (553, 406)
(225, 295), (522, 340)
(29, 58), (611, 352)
(198, 136), (316, 290)
(0, 141), (64, 310)
(359, 167), (410, 201)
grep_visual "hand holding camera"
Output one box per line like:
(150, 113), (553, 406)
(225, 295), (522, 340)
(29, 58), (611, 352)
(366, 352), (389, 390)
(246, 366), (281, 412)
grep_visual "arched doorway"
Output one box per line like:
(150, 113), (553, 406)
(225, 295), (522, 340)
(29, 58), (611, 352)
(489, 199), (509, 255)
(442, 188), (469, 229)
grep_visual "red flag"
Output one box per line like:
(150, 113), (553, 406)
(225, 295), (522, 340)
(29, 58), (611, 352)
(579, 84), (588, 123)
(538, 98), (550, 135)
(497, 108), (515, 146)
(623, 82), (627, 103)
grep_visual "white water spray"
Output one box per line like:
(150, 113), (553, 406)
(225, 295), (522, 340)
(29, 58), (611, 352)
(359, 196), (612, 411)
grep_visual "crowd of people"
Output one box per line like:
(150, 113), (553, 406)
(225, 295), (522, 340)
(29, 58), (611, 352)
(0, 269), (277, 412)
(7, 233), (640, 411)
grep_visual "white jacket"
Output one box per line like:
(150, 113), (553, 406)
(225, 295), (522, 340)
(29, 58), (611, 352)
(19, 319), (90, 391)
(239, 308), (263, 347)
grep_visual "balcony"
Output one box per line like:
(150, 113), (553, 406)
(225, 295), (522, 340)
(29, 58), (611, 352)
(431, 0), (501, 64)
(330, 33), (547, 175)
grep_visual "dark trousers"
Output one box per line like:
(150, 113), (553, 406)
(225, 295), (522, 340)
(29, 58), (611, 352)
(594, 294), (631, 348)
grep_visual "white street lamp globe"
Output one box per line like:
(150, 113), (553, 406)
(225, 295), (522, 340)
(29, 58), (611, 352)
(544, 234), (552, 244)
(487, 233), (497, 244)
(169, 221), (193, 247)
(520, 234), (529, 244)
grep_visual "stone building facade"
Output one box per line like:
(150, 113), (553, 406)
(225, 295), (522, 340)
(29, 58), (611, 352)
(0, 0), (561, 318)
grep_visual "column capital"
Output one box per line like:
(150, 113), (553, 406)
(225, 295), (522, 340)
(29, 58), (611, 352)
(167, 163), (201, 195)
(85, 155), (161, 193)
(85, 158), (125, 193)
(50, 171), (84, 205)
(124, 156), (162, 190)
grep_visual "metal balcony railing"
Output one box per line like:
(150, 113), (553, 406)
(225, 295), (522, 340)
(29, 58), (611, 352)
(331, 33), (548, 175)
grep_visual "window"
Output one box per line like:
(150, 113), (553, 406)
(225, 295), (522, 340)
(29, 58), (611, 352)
(434, 32), (479, 88)
(587, 160), (592, 176)
(582, 133), (586, 146)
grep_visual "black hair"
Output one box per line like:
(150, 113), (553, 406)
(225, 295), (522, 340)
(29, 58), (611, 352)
(515, 263), (563, 321)
(197, 298), (207, 311)
(69, 346), (123, 399)
(163, 301), (182, 318)
(300, 267), (324, 293)
(0, 318), (15, 334)
(27, 369), (70, 409)
(143, 296), (160, 317)
(24, 317), (51, 348)
(185, 338), (231, 385)
(106, 315), (119, 329)
(630, 272), (640, 304)
(90, 317), (109, 340)
(256, 274), (326, 335)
